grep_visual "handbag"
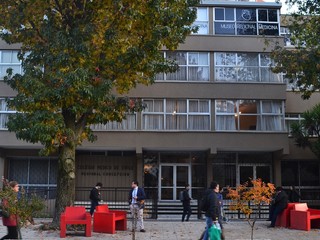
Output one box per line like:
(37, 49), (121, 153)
(208, 222), (221, 240)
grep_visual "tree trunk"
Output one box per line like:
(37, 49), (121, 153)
(51, 143), (76, 227)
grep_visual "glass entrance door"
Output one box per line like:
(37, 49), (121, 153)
(160, 164), (190, 200)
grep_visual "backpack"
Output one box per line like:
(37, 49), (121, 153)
(179, 190), (185, 202)
(200, 190), (210, 212)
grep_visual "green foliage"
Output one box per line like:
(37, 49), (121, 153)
(0, 0), (200, 225)
(271, 0), (320, 99)
(291, 103), (320, 159)
(0, 184), (45, 227)
(0, 0), (199, 155)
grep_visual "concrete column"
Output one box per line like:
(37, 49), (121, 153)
(207, 153), (214, 187)
(136, 153), (143, 185)
(273, 150), (282, 187)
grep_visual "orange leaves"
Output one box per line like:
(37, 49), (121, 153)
(227, 178), (275, 218)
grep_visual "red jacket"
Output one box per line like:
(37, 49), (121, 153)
(1, 199), (17, 226)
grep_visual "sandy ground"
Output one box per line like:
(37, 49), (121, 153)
(0, 219), (319, 240)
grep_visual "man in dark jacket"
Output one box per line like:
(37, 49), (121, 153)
(202, 181), (220, 240)
(89, 182), (102, 216)
(268, 186), (288, 228)
(181, 184), (192, 222)
(128, 181), (146, 232)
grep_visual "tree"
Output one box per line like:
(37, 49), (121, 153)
(271, 0), (320, 99)
(0, 0), (199, 227)
(291, 103), (320, 159)
(227, 179), (275, 240)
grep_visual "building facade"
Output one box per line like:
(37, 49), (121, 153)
(0, 0), (319, 205)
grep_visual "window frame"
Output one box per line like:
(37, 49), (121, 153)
(0, 50), (22, 80)
(215, 99), (285, 132)
(156, 51), (210, 82)
(142, 99), (211, 131)
(214, 52), (283, 83)
(213, 7), (280, 36)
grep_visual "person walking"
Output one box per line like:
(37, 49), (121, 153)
(214, 184), (225, 240)
(181, 184), (192, 222)
(1, 181), (20, 239)
(89, 182), (102, 216)
(201, 181), (220, 240)
(128, 181), (146, 232)
(268, 186), (288, 228)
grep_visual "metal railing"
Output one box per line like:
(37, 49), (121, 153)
(24, 187), (320, 220)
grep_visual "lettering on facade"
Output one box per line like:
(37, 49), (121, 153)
(258, 23), (278, 30)
(237, 23), (256, 30)
(78, 164), (133, 177)
(220, 23), (235, 29)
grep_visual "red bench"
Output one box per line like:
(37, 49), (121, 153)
(60, 206), (92, 238)
(93, 204), (127, 234)
(275, 203), (298, 228)
(290, 203), (320, 231)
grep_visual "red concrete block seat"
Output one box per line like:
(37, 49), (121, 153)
(93, 204), (127, 234)
(275, 203), (298, 228)
(290, 203), (320, 231)
(60, 206), (92, 238)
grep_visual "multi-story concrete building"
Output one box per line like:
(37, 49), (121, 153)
(0, 0), (319, 206)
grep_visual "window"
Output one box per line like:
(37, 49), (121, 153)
(91, 113), (137, 131)
(281, 160), (320, 200)
(156, 52), (210, 82)
(8, 157), (57, 198)
(285, 114), (303, 136)
(214, 52), (282, 83)
(215, 99), (285, 131)
(285, 114), (318, 137)
(214, 8), (279, 36)
(0, 98), (16, 129)
(0, 50), (22, 80)
(142, 99), (210, 130)
(192, 7), (209, 35)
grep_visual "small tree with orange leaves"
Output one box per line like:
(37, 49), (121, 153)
(227, 179), (275, 240)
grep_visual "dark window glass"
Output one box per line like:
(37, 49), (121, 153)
(49, 159), (58, 184)
(236, 9), (256, 22)
(281, 161), (299, 186)
(192, 164), (206, 187)
(300, 189), (320, 200)
(300, 161), (319, 186)
(225, 8), (234, 20)
(256, 166), (271, 183)
(258, 9), (268, 21)
(236, 23), (257, 35)
(215, 22), (235, 35)
(9, 159), (28, 184)
(176, 166), (188, 187)
(29, 159), (48, 184)
(239, 166), (253, 185)
(268, 9), (278, 22)
(215, 8), (224, 20)
(213, 164), (236, 187)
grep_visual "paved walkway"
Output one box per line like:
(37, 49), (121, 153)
(0, 219), (319, 239)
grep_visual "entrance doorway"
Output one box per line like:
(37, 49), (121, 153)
(159, 164), (191, 200)
(238, 165), (271, 185)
